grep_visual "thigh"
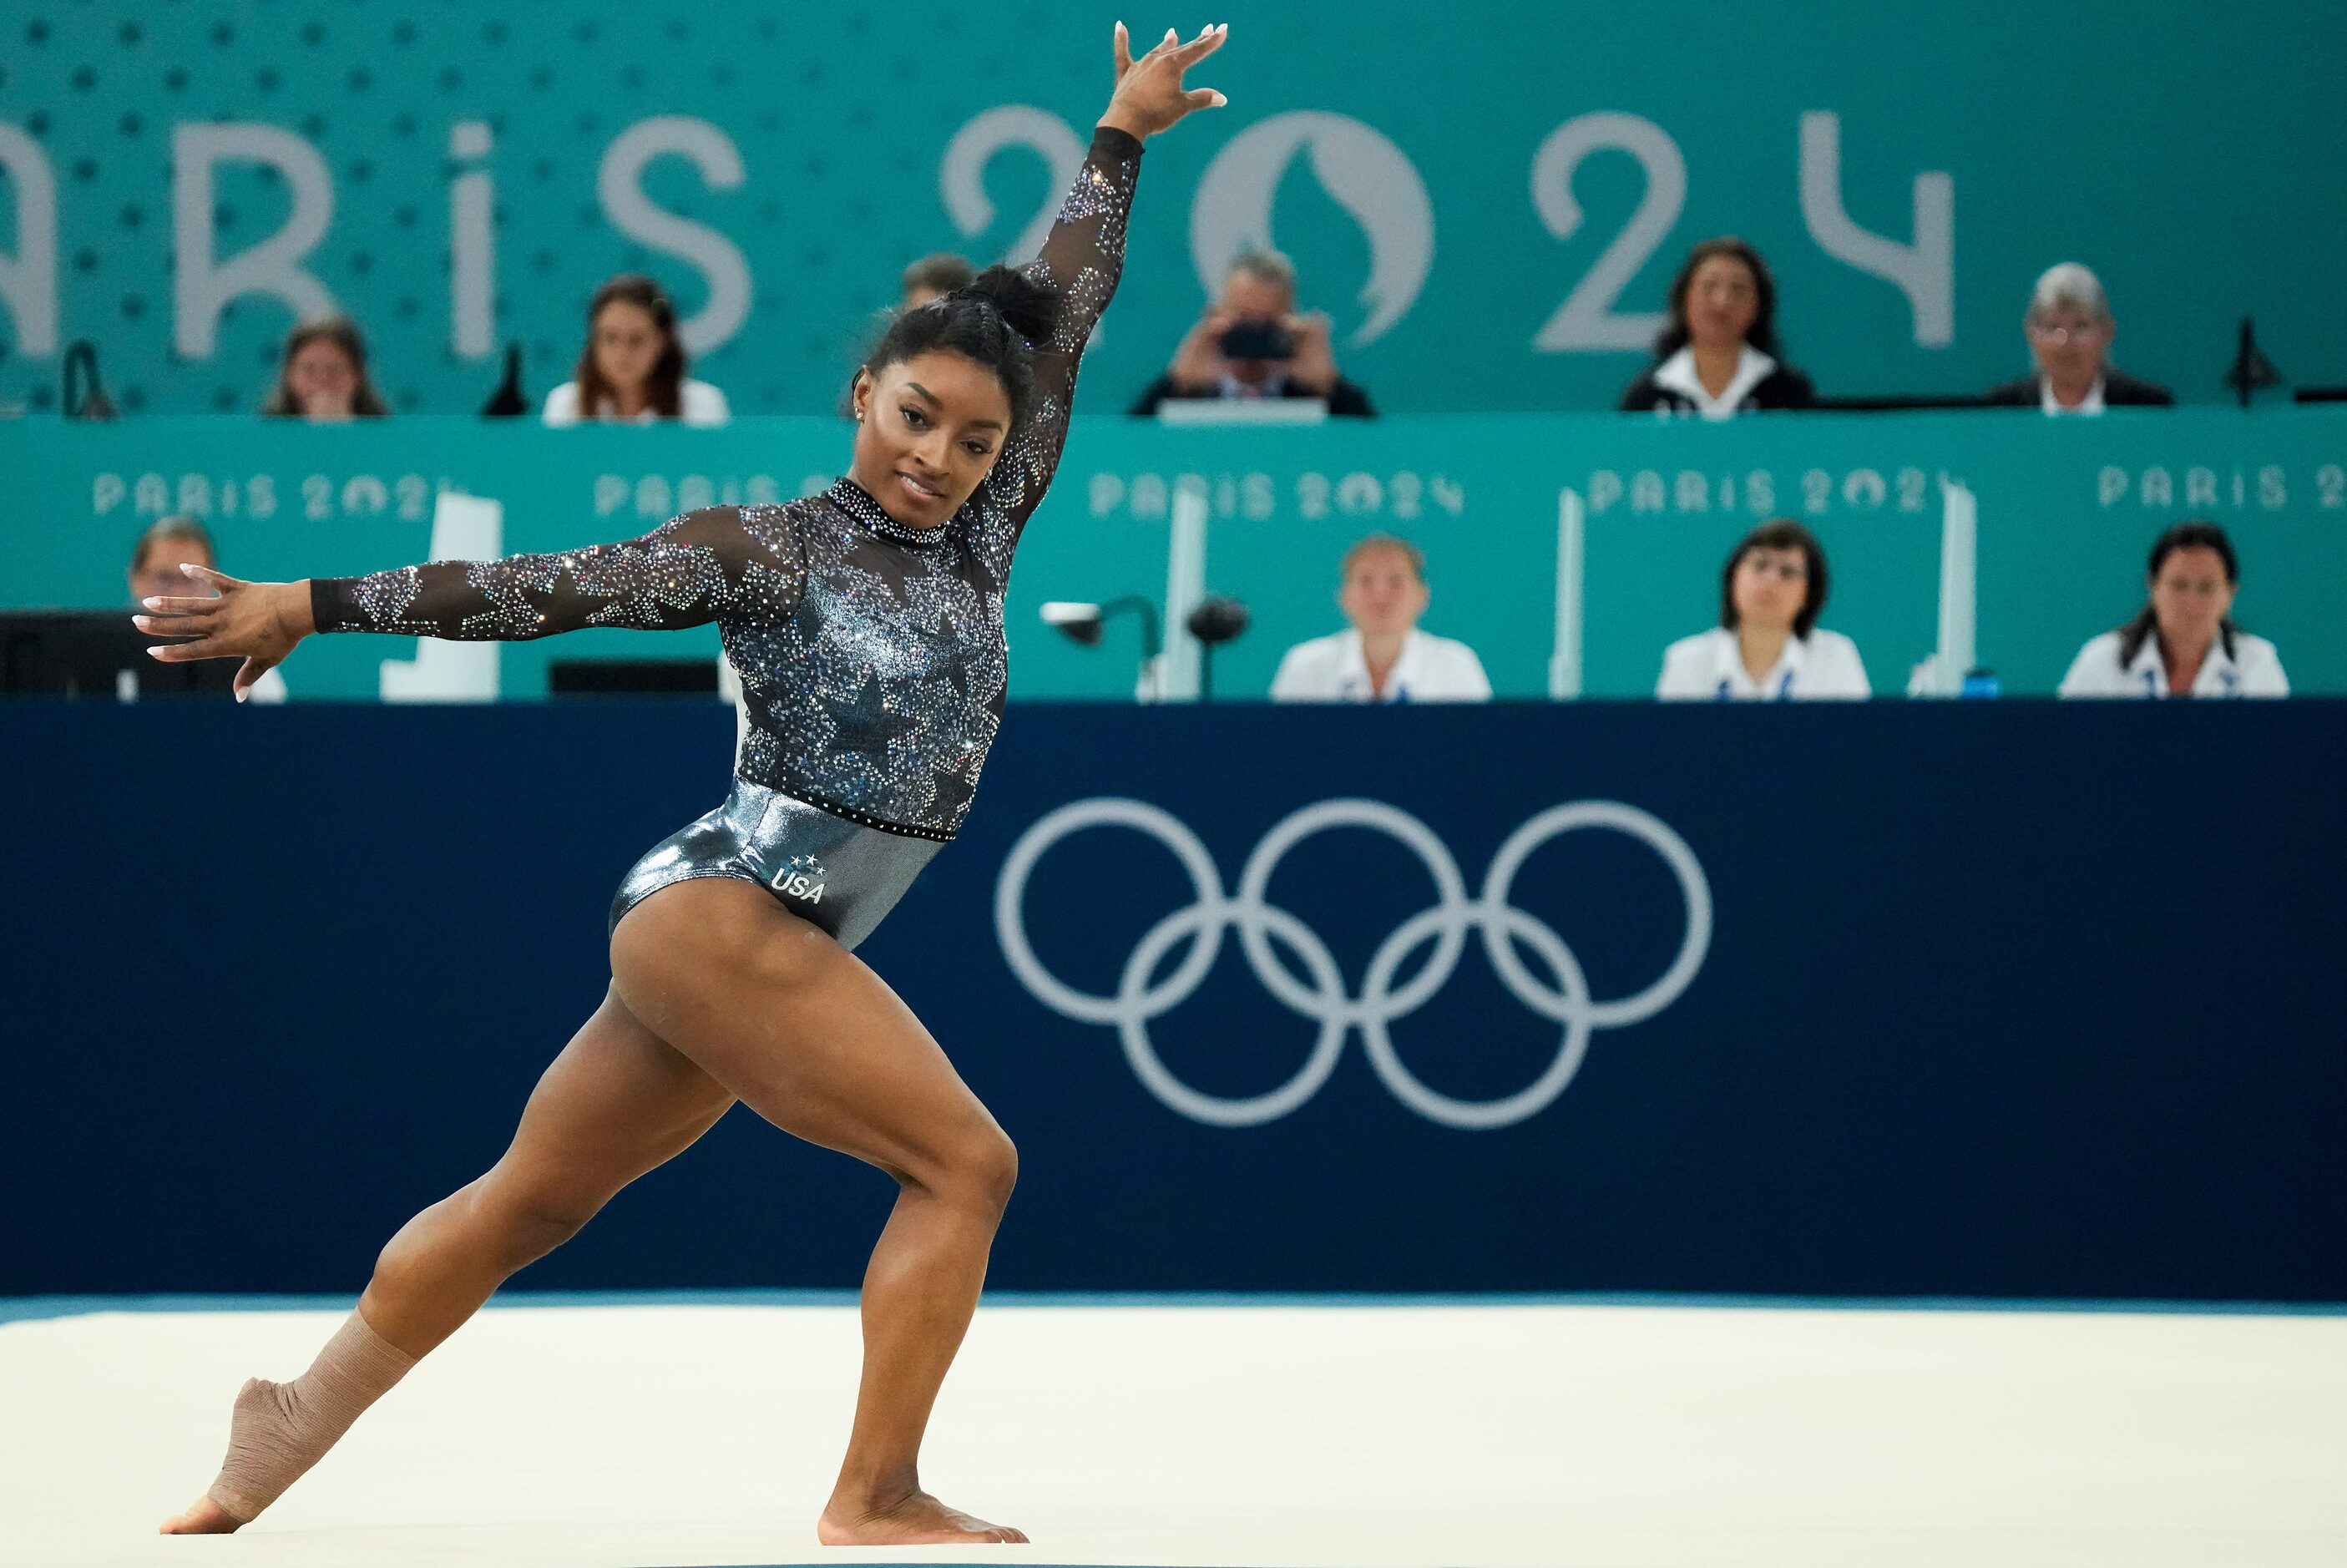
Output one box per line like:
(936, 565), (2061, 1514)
(609, 878), (1005, 1186)
(483, 984), (739, 1218)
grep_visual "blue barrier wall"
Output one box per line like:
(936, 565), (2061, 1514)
(3, 701), (2342, 1300)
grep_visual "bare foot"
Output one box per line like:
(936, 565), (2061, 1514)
(158, 1495), (241, 1535)
(817, 1489), (1029, 1545)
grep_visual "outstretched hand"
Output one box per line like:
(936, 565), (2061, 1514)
(1100, 22), (1228, 141)
(132, 564), (314, 702)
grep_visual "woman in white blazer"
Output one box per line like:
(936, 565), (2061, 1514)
(2060, 521), (2287, 698)
(1657, 518), (1869, 700)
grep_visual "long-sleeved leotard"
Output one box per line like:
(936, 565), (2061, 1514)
(310, 127), (1141, 842)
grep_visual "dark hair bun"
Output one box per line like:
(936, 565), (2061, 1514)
(959, 264), (1062, 347)
(859, 262), (1068, 425)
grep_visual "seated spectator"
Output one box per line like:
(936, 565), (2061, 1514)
(543, 275), (729, 427)
(1271, 534), (1489, 702)
(128, 516), (286, 703)
(261, 314), (389, 422)
(1983, 263), (2172, 413)
(1131, 251), (1376, 417)
(1657, 518), (1867, 700)
(901, 252), (976, 311)
(2059, 521), (2284, 697)
(1620, 239), (1814, 418)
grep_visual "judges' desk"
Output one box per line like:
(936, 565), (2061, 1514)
(2, 407), (2340, 700)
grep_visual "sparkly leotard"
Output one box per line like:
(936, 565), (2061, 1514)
(308, 128), (1141, 948)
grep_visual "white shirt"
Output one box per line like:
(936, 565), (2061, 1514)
(541, 378), (731, 427)
(2041, 373), (2107, 416)
(2058, 629), (2288, 698)
(1657, 626), (1871, 701)
(1649, 346), (1778, 421)
(1271, 629), (1491, 703)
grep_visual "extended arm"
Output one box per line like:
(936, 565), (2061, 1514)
(977, 127), (1142, 529)
(308, 505), (800, 641)
(134, 504), (803, 698)
(983, 23), (1227, 530)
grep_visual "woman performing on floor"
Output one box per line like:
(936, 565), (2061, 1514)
(138, 23), (1227, 1547)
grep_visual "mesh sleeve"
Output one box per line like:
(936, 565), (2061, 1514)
(308, 504), (805, 640)
(979, 125), (1142, 533)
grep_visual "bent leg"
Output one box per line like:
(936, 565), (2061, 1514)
(164, 986), (734, 1534)
(362, 984), (736, 1354)
(611, 879), (1027, 1546)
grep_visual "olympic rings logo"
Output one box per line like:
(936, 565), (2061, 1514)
(994, 797), (1712, 1130)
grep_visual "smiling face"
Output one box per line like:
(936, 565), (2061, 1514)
(2148, 544), (2237, 650)
(847, 352), (1014, 528)
(1683, 255), (1760, 355)
(286, 336), (359, 422)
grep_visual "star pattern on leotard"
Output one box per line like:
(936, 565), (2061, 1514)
(314, 127), (1140, 842)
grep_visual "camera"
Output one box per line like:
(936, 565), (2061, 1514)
(1218, 321), (1296, 362)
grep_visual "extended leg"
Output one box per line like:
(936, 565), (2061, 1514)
(161, 986), (734, 1533)
(612, 879), (1028, 1547)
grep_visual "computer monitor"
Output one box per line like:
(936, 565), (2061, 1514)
(0, 609), (240, 699)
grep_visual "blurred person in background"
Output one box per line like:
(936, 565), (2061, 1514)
(129, 517), (286, 702)
(1984, 263), (2172, 414)
(1620, 238), (1814, 418)
(900, 252), (977, 311)
(1131, 250), (1376, 417)
(260, 314), (389, 422)
(1271, 533), (1488, 701)
(1657, 518), (1867, 699)
(2059, 521), (2284, 697)
(543, 275), (731, 427)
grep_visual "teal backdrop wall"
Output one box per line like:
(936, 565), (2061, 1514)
(5, 407), (2342, 697)
(1, 2), (2344, 417)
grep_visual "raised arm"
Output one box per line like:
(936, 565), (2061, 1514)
(134, 504), (804, 699)
(984, 23), (1227, 529)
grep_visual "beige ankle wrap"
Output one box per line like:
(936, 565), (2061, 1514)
(205, 1309), (417, 1522)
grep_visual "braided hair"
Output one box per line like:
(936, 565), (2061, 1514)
(858, 265), (1064, 426)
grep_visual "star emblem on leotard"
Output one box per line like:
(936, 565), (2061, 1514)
(831, 666), (916, 775)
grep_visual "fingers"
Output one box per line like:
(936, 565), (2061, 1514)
(179, 562), (244, 591)
(232, 655), (277, 703)
(1181, 85), (1228, 111)
(145, 635), (230, 663)
(1113, 20), (1133, 77)
(1176, 21), (1229, 63)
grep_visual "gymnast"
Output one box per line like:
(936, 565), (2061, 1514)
(139, 22), (1227, 1546)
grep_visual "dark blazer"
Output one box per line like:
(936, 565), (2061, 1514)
(1618, 362), (1815, 415)
(1980, 369), (2174, 407)
(1130, 373), (1377, 418)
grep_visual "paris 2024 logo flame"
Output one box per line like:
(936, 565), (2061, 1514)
(1190, 113), (1434, 346)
